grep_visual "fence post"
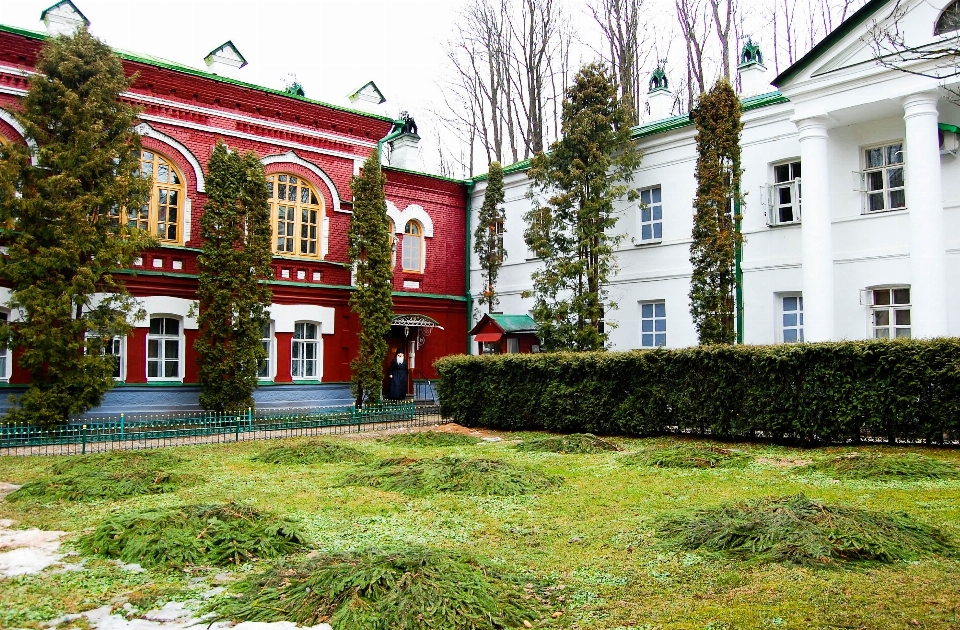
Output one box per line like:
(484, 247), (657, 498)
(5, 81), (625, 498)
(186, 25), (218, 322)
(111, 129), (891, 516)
(120, 413), (125, 438)
(355, 404), (361, 432)
(235, 413), (240, 442)
(248, 407), (252, 430)
(81, 424), (87, 455)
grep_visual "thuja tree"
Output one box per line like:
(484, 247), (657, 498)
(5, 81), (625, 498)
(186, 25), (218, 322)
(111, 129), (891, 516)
(0, 29), (152, 425)
(523, 63), (641, 351)
(688, 78), (743, 345)
(474, 161), (506, 313)
(195, 142), (273, 412)
(348, 151), (393, 407)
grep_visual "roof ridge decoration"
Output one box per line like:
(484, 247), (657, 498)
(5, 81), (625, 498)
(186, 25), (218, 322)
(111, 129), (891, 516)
(649, 62), (669, 93)
(739, 38), (764, 69)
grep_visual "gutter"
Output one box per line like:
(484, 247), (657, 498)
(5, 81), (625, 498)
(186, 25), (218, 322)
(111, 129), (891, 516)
(464, 180), (476, 354)
(735, 186), (744, 344)
(377, 120), (406, 162)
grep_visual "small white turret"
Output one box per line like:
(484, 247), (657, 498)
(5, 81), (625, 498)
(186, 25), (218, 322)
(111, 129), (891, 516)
(737, 39), (771, 98)
(40, 0), (89, 36)
(647, 64), (674, 121)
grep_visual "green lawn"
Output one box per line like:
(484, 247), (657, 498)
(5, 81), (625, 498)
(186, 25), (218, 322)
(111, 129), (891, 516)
(1, 430), (959, 629)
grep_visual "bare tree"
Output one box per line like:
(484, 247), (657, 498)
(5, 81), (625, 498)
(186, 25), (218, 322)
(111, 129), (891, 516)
(866, 0), (960, 88)
(589, 0), (652, 125)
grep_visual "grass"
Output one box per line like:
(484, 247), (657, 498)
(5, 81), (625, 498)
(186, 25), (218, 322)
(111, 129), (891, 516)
(77, 502), (309, 568)
(659, 494), (957, 566)
(2, 435), (960, 628)
(515, 433), (620, 454)
(252, 440), (369, 465)
(797, 452), (960, 481)
(382, 431), (482, 447)
(7, 450), (188, 502)
(619, 444), (750, 469)
(341, 456), (562, 496)
(208, 547), (551, 630)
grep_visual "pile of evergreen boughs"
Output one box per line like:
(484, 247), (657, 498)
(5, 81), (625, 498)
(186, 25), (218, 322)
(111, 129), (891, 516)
(208, 547), (546, 630)
(383, 431), (481, 447)
(341, 457), (561, 496)
(659, 495), (956, 565)
(515, 433), (620, 454)
(8, 451), (186, 502)
(620, 444), (749, 469)
(797, 452), (960, 481)
(253, 440), (369, 465)
(78, 502), (309, 568)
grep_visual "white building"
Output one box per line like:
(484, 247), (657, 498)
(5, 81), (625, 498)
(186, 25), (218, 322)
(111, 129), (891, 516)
(469, 0), (960, 350)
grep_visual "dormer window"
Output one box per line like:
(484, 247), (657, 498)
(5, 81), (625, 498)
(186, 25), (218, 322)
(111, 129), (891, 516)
(935, 1), (960, 35)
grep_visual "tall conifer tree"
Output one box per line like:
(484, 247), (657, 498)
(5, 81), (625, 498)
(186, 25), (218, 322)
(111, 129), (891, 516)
(524, 63), (641, 351)
(688, 78), (743, 345)
(349, 151), (393, 407)
(0, 29), (152, 425)
(474, 161), (506, 313)
(195, 142), (273, 412)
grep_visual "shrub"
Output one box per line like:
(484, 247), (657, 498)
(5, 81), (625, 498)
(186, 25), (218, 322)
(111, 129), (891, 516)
(77, 502), (309, 568)
(253, 440), (369, 465)
(8, 451), (187, 502)
(515, 433), (620, 454)
(208, 547), (546, 630)
(435, 340), (960, 444)
(341, 456), (561, 496)
(619, 445), (749, 468)
(383, 431), (481, 447)
(659, 495), (956, 565)
(797, 452), (960, 481)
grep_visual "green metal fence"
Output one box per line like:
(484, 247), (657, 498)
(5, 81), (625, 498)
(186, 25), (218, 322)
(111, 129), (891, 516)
(0, 401), (442, 456)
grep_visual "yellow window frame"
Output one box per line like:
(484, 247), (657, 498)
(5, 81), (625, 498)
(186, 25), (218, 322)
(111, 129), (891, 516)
(267, 173), (323, 259)
(132, 150), (185, 245)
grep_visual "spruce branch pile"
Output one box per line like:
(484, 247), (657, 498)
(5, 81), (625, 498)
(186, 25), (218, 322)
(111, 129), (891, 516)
(515, 433), (620, 454)
(524, 63), (641, 351)
(208, 547), (546, 630)
(253, 440), (369, 465)
(348, 151), (394, 407)
(195, 141), (273, 413)
(78, 502), (309, 568)
(474, 161), (506, 313)
(0, 29), (153, 425)
(798, 452), (960, 481)
(342, 456), (561, 496)
(688, 79), (743, 345)
(8, 451), (186, 502)
(619, 444), (749, 468)
(383, 431), (481, 447)
(659, 494), (956, 565)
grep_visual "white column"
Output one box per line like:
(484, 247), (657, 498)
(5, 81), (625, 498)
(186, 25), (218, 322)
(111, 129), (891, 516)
(902, 93), (949, 338)
(795, 116), (835, 341)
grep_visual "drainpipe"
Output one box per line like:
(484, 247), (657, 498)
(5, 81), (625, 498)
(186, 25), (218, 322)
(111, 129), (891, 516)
(464, 180), (476, 354)
(377, 120), (406, 163)
(734, 188), (744, 344)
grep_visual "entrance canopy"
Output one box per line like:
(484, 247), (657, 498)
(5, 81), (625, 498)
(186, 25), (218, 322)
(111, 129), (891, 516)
(473, 332), (503, 342)
(391, 314), (444, 330)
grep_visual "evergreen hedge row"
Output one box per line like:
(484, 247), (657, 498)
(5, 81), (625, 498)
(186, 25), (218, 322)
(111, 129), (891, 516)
(434, 340), (960, 444)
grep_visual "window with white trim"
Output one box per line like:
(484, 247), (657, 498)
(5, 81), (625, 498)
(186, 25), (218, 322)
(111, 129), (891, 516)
(291, 322), (319, 379)
(258, 321), (273, 380)
(870, 287), (911, 339)
(402, 220), (423, 272)
(768, 161), (801, 225)
(860, 143), (904, 213)
(115, 150), (185, 243)
(639, 186), (663, 241)
(86, 334), (124, 379)
(0, 311), (9, 380)
(147, 317), (182, 379)
(779, 294), (804, 343)
(268, 174), (323, 258)
(640, 301), (666, 347)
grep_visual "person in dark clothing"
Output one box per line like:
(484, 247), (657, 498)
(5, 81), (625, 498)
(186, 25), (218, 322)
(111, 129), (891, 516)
(387, 350), (408, 400)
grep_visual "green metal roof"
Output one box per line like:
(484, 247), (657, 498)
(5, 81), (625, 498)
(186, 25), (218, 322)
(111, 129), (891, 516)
(488, 313), (537, 333)
(0, 23), (396, 124)
(772, 0), (888, 88)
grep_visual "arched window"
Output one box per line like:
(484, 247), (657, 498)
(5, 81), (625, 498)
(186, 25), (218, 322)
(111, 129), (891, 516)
(388, 219), (397, 269)
(267, 174), (323, 258)
(128, 150), (185, 244)
(935, 1), (960, 34)
(402, 220), (423, 272)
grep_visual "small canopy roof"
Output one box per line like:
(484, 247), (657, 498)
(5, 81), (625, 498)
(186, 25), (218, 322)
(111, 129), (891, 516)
(469, 313), (537, 337)
(391, 314), (443, 329)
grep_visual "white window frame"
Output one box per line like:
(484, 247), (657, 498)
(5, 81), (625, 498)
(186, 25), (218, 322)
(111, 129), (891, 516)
(776, 293), (804, 343)
(258, 320), (275, 381)
(764, 160), (801, 226)
(638, 185), (663, 243)
(86, 333), (126, 381)
(402, 220), (424, 273)
(639, 300), (667, 348)
(0, 310), (10, 381)
(291, 321), (321, 380)
(864, 286), (911, 339)
(146, 316), (184, 381)
(855, 142), (905, 214)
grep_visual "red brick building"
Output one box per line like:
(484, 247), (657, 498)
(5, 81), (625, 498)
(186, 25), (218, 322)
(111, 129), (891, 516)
(0, 3), (468, 413)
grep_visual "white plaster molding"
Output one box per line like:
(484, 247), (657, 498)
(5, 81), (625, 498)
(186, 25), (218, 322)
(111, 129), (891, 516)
(385, 201), (434, 237)
(0, 108), (38, 165)
(135, 122), (206, 192)
(267, 304), (336, 335)
(183, 197), (193, 243)
(135, 297), (199, 330)
(261, 151), (342, 213)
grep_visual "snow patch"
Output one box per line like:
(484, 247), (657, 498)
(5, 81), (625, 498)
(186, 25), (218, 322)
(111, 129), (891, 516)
(0, 520), (66, 577)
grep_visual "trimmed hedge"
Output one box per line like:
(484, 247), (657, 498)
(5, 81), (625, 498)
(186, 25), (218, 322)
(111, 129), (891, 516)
(435, 340), (960, 444)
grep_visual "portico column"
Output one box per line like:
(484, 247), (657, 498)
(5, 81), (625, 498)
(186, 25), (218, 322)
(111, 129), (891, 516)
(795, 116), (835, 341)
(902, 92), (949, 338)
